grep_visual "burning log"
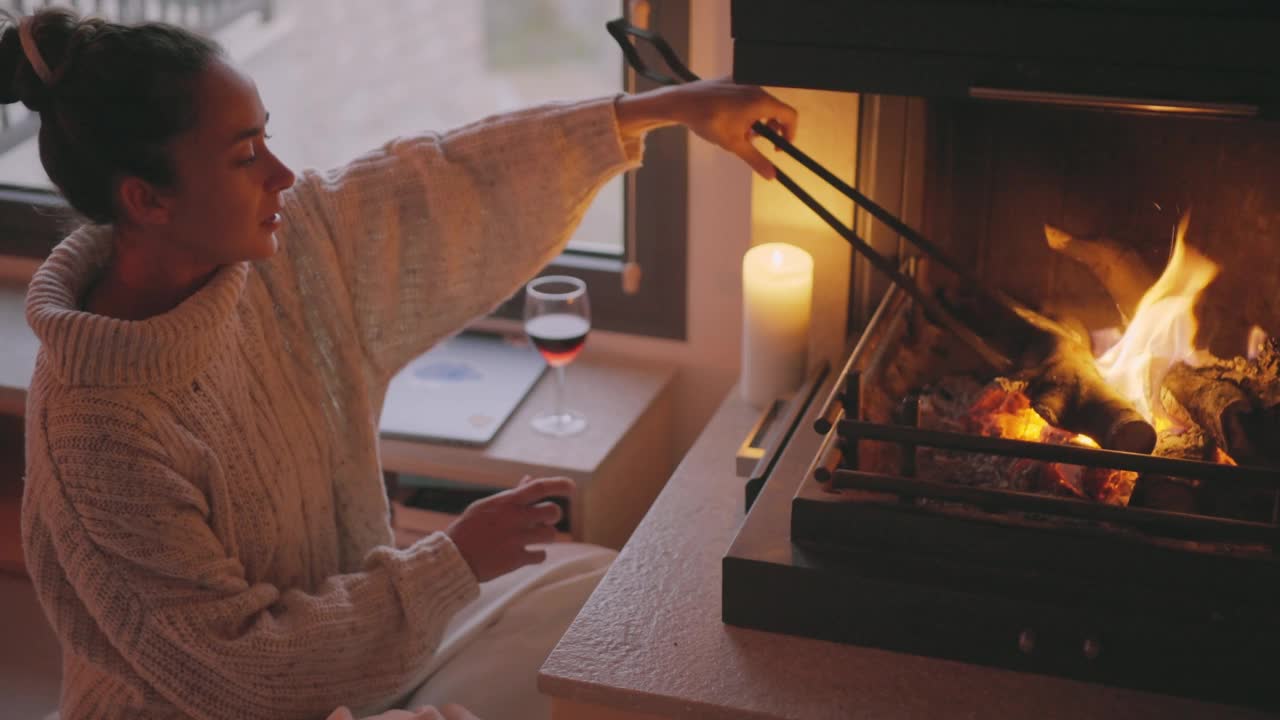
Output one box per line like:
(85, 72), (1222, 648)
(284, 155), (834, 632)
(1163, 363), (1255, 460)
(1162, 340), (1280, 466)
(1019, 316), (1158, 455)
(915, 375), (1138, 505)
(939, 285), (1158, 454)
(1044, 224), (1157, 322)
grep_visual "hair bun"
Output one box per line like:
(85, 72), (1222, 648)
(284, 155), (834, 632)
(0, 19), (26, 105)
(0, 10), (73, 112)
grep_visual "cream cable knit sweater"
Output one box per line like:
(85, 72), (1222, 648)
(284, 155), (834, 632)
(21, 97), (644, 720)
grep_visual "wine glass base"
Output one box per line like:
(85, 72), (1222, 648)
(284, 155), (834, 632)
(531, 410), (587, 437)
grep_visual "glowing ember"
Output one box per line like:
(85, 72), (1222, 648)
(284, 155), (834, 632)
(1094, 211), (1219, 427)
(965, 386), (1137, 505)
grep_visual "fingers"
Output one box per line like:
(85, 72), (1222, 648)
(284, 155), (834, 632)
(769, 97), (798, 143)
(508, 476), (574, 504)
(520, 546), (549, 565)
(764, 119), (788, 151)
(325, 708), (356, 720)
(737, 140), (777, 181)
(524, 523), (559, 546)
(755, 87), (798, 141)
(440, 705), (482, 720)
(525, 500), (563, 527)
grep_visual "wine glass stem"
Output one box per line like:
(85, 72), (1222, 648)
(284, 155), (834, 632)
(554, 365), (567, 423)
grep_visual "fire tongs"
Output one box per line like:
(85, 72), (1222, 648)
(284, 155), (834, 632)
(608, 18), (1075, 374)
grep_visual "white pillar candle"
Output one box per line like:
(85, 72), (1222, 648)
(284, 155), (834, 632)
(741, 242), (814, 408)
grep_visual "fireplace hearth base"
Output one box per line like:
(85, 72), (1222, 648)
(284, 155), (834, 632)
(723, 445), (1279, 712)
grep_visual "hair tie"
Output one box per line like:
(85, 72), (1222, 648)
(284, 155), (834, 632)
(18, 17), (54, 85)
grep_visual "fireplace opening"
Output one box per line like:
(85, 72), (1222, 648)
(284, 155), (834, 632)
(802, 96), (1280, 549)
(871, 99), (1280, 514)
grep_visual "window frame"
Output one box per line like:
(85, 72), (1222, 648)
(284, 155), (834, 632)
(0, 0), (689, 339)
(489, 0), (689, 339)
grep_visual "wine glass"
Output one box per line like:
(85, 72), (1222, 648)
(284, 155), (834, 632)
(524, 275), (591, 436)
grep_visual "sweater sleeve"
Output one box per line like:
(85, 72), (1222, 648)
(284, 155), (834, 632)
(282, 96), (645, 382)
(31, 407), (480, 720)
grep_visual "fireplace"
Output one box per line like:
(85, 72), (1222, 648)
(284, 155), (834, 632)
(722, 0), (1280, 711)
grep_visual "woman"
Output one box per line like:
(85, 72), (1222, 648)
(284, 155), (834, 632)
(2, 7), (796, 720)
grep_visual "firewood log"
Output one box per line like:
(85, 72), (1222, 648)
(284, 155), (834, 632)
(1019, 316), (1158, 455)
(1044, 225), (1157, 322)
(1163, 362), (1256, 461)
(939, 288), (1157, 454)
(1162, 342), (1280, 466)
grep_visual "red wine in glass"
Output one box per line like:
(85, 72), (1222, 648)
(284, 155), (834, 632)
(523, 276), (591, 436)
(525, 313), (591, 368)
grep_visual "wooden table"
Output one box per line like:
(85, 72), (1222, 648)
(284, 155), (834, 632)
(538, 384), (1271, 720)
(381, 351), (675, 549)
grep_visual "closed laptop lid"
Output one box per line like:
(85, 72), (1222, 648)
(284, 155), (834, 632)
(380, 332), (545, 446)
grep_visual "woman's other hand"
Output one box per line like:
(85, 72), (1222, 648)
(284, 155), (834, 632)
(444, 476), (571, 582)
(615, 78), (798, 179)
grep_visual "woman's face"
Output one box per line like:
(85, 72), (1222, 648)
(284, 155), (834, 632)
(160, 58), (295, 264)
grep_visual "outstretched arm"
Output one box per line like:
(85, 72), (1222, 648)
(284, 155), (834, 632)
(279, 81), (796, 385)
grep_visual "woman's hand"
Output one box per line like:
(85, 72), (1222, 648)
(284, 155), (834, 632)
(615, 78), (798, 179)
(444, 476), (570, 582)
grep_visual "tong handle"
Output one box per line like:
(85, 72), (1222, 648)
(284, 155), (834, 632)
(606, 19), (783, 159)
(605, 18), (1054, 336)
(603, 16), (1016, 371)
(606, 18), (700, 87)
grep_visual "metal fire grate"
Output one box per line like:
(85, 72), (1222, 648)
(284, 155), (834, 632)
(802, 278), (1280, 550)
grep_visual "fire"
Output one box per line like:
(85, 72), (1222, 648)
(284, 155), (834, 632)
(1093, 211), (1219, 427)
(969, 386), (1090, 445)
(1214, 447), (1238, 466)
(966, 385), (1137, 505)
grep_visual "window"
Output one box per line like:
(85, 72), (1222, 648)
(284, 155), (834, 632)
(0, 0), (687, 338)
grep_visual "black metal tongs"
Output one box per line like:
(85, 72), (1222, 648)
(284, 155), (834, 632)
(606, 18), (1077, 374)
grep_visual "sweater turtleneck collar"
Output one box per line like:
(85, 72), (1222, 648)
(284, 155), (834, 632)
(25, 225), (248, 388)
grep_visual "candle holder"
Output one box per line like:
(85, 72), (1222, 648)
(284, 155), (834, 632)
(741, 242), (814, 409)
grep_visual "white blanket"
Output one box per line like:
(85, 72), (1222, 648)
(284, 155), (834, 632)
(396, 543), (616, 720)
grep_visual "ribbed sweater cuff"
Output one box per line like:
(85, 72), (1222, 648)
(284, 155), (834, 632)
(373, 531), (479, 631)
(605, 93), (647, 171)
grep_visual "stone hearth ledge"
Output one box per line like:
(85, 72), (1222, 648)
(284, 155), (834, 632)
(537, 384), (1271, 720)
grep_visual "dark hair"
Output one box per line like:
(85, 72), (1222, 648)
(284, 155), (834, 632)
(0, 8), (222, 224)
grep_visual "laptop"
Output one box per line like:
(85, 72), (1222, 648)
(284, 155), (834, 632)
(379, 332), (546, 446)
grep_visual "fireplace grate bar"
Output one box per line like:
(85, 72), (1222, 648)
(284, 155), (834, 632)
(813, 279), (902, 435)
(829, 468), (1279, 544)
(837, 420), (1280, 492)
